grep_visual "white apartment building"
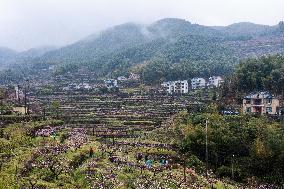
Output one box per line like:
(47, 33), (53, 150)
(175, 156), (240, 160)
(162, 80), (188, 94)
(207, 76), (224, 88)
(191, 78), (206, 89)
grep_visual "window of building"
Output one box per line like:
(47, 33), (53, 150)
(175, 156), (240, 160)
(268, 98), (272, 103)
(246, 99), (251, 104)
(266, 107), (272, 113)
(254, 99), (262, 105)
(246, 107), (251, 112)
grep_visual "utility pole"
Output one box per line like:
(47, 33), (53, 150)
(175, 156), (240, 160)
(17, 85), (20, 103)
(43, 107), (46, 120)
(24, 79), (30, 115)
(183, 154), (186, 182)
(24, 85), (27, 115)
(231, 154), (235, 179)
(205, 118), (209, 179)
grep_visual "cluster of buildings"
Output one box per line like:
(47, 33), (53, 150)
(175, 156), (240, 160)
(0, 86), (30, 115)
(162, 76), (223, 94)
(105, 73), (140, 90)
(63, 83), (92, 91)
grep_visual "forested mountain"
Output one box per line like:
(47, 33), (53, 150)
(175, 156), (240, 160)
(33, 23), (150, 66)
(0, 46), (56, 69)
(230, 55), (284, 95)
(148, 18), (224, 38)
(29, 18), (227, 68)
(1, 18), (284, 83)
(19, 46), (57, 58)
(0, 47), (17, 68)
(213, 22), (274, 37)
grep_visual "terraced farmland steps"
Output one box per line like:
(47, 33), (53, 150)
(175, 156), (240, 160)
(37, 94), (189, 127)
(34, 93), (190, 150)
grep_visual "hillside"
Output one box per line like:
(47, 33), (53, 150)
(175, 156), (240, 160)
(213, 22), (273, 37)
(0, 46), (56, 70)
(19, 46), (57, 58)
(216, 21), (284, 58)
(1, 18), (284, 83)
(0, 47), (17, 68)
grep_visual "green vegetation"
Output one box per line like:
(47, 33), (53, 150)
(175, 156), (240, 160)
(0, 93), (243, 188)
(52, 24), (237, 83)
(0, 120), (64, 188)
(174, 105), (284, 186)
(0, 103), (12, 115)
(233, 55), (284, 94)
(0, 47), (17, 67)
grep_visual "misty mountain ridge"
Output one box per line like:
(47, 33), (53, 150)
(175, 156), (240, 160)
(0, 47), (18, 67)
(0, 46), (57, 69)
(0, 18), (284, 82)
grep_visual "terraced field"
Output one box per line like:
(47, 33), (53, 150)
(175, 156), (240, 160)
(1, 93), (238, 188)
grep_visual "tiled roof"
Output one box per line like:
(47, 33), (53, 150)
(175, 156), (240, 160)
(244, 91), (273, 99)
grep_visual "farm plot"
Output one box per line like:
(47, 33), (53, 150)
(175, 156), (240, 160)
(11, 93), (233, 188)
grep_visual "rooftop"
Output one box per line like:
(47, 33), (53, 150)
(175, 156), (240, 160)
(244, 91), (273, 99)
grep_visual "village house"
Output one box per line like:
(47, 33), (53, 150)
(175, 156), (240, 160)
(191, 77), (206, 89)
(105, 79), (118, 89)
(117, 76), (127, 81)
(243, 91), (279, 115)
(128, 73), (140, 80)
(76, 83), (92, 90)
(63, 83), (92, 91)
(161, 80), (188, 94)
(13, 106), (27, 115)
(207, 76), (224, 88)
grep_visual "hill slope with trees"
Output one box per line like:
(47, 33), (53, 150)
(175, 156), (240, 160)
(1, 18), (284, 84)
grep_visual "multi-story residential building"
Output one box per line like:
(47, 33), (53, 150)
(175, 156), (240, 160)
(191, 78), (206, 89)
(243, 91), (279, 115)
(161, 80), (188, 94)
(207, 76), (223, 88)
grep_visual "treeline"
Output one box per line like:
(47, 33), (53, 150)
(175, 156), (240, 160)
(137, 35), (236, 84)
(45, 34), (236, 85)
(174, 105), (284, 186)
(139, 57), (234, 84)
(222, 55), (284, 97)
(87, 34), (236, 83)
(0, 69), (24, 84)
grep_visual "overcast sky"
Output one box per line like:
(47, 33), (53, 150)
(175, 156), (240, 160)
(0, 0), (284, 51)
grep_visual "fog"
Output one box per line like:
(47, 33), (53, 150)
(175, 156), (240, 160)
(0, 0), (284, 51)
